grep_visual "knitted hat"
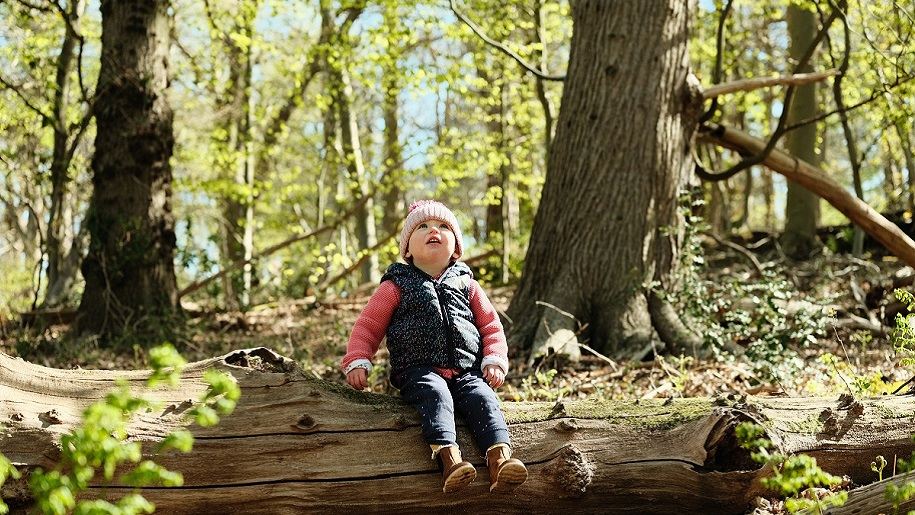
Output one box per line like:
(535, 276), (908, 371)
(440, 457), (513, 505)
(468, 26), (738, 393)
(399, 200), (464, 260)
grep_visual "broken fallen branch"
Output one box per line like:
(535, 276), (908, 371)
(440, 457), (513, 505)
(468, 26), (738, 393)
(702, 124), (915, 269)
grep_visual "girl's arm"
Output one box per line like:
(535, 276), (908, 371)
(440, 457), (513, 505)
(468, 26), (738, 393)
(468, 280), (509, 375)
(341, 280), (401, 374)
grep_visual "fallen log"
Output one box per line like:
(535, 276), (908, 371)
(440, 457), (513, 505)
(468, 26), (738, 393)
(2, 348), (915, 514)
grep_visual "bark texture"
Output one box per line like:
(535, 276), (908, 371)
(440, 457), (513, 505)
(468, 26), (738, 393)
(3, 348), (915, 514)
(507, 0), (701, 355)
(76, 0), (179, 338)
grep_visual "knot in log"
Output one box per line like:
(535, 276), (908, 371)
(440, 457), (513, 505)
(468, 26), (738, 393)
(545, 444), (594, 496)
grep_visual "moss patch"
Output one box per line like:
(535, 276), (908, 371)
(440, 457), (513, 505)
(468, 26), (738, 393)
(504, 397), (713, 430)
(311, 376), (407, 410)
(781, 413), (823, 434)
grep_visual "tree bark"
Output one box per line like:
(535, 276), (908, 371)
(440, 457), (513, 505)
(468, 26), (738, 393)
(780, 3), (822, 259)
(75, 0), (180, 340)
(507, 0), (702, 355)
(3, 348), (915, 514)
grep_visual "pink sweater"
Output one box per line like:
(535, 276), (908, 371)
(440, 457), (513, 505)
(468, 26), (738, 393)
(342, 279), (509, 377)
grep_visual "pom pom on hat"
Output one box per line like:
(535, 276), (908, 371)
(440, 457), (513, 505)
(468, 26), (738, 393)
(399, 200), (463, 260)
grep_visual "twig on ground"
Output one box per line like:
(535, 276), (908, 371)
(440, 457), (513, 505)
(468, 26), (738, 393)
(578, 343), (619, 372)
(708, 232), (765, 276)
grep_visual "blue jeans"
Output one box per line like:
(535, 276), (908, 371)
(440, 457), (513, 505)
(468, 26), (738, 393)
(396, 366), (511, 452)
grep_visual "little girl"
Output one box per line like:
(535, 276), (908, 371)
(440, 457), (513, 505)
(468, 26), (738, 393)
(342, 200), (528, 494)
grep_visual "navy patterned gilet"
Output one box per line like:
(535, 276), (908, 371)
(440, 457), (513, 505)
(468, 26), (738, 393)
(383, 262), (483, 377)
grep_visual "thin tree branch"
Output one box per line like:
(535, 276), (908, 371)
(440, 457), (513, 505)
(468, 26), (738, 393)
(0, 75), (51, 122)
(783, 71), (915, 132)
(449, 0), (565, 82)
(702, 70), (837, 99)
(707, 232), (764, 276)
(10, 0), (53, 13)
(824, 0), (866, 254)
(700, 0), (734, 123)
(316, 228), (398, 291)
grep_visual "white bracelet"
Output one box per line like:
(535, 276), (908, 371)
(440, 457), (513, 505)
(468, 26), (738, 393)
(343, 359), (373, 375)
(481, 355), (508, 376)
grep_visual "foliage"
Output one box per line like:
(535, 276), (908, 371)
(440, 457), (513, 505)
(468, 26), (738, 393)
(0, 344), (240, 514)
(506, 368), (570, 402)
(658, 197), (833, 382)
(884, 440), (915, 512)
(886, 293), (915, 512)
(891, 289), (915, 367)
(736, 422), (847, 514)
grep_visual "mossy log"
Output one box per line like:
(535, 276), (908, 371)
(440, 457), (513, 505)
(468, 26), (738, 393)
(2, 347), (915, 514)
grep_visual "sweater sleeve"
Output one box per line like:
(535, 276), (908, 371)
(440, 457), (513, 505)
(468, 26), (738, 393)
(341, 280), (401, 373)
(468, 280), (509, 375)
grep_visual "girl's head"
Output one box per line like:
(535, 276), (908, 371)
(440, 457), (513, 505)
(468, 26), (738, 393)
(400, 200), (464, 265)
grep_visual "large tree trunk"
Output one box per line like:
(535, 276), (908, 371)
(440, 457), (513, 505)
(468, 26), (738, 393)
(75, 0), (180, 339)
(507, 0), (702, 356)
(780, 3), (822, 259)
(3, 348), (915, 514)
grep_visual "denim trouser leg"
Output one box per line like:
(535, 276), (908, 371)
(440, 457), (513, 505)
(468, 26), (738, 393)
(452, 370), (511, 451)
(398, 367), (457, 446)
(398, 366), (511, 452)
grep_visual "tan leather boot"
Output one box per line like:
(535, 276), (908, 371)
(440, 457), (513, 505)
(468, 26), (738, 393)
(487, 445), (528, 493)
(438, 446), (476, 493)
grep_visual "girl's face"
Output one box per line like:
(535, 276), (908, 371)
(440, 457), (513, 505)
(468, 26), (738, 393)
(406, 218), (458, 269)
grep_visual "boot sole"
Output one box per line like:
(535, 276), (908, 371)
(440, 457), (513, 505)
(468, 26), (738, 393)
(443, 463), (476, 493)
(490, 462), (528, 493)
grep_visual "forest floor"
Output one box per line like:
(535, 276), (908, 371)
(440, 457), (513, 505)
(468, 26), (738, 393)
(2, 238), (914, 403)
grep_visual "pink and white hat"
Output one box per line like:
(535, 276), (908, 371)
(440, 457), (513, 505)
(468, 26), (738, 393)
(399, 200), (464, 260)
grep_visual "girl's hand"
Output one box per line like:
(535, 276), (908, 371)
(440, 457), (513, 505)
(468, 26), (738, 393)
(483, 365), (505, 389)
(347, 368), (368, 390)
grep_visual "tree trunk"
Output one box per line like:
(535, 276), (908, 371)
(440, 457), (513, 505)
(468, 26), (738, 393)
(533, 0), (554, 162)
(3, 348), (915, 514)
(43, 0), (87, 309)
(480, 73), (511, 283)
(76, 0), (180, 340)
(323, 7), (377, 285)
(380, 36), (404, 237)
(218, 3), (256, 310)
(507, 0), (702, 355)
(831, 10), (866, 257)
(780, 3), (822, 259)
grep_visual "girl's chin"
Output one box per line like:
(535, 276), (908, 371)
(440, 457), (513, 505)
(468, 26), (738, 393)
(414, 254), (453, 267)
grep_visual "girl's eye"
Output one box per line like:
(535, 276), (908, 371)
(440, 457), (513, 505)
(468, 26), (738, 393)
(439, 223), (450, 230)
(418, 223), (428, 229)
